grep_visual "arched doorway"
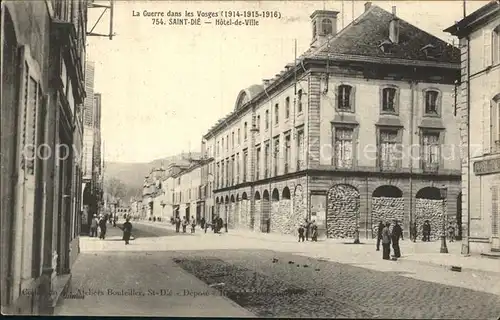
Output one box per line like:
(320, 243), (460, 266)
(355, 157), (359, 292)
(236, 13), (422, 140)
(415, 187), (443, 241)
(327, 184), (360, 238)
(241, 192), (249, 229)
(262, 190), (270, 233)
(269, 188), (280, 233)
(224, 195), (229, 226)
(371, 185), (404, 238)
(253, 191), (261, 231)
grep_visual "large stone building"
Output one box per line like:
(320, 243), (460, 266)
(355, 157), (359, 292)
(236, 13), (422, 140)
(445, 1), (500, 254)
(202, 3), (462, 240)
(81, 62), (103, 234)
(1, 0), (88, 314)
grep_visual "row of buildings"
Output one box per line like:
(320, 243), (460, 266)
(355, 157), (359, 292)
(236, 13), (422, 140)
(143, 2), (499, 255)
(1, 0), (105, 314)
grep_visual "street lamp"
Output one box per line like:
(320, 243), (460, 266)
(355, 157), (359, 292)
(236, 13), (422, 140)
(439, 185), (449, 254)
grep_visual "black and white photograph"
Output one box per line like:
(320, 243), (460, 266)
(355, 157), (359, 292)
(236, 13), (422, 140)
(1, 0), (500, 317)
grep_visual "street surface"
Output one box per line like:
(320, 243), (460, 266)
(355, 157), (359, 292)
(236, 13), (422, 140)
(55, 222), (500, 318)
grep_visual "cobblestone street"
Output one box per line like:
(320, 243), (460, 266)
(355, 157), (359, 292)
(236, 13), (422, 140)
(55, 222), (500, 318)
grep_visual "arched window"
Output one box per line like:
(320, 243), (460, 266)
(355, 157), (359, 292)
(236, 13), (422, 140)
(321, 19), (333, 35)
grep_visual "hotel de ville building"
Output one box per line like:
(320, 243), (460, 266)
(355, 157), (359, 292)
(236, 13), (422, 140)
(201, 3), (463, 240)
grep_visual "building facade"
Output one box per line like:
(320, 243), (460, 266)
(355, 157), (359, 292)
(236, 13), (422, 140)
(445, 1), (500, 254)
(81, 61), (103, 234)
(1, 0), (88, 314)
(202, 3), (462, 240)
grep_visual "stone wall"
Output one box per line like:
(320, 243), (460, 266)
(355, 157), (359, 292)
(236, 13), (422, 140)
(239, 200), (250, 229)
(228, 203), (235, 228)
(253, 200), (261, 232)
(327, 185), (360, 238)
(371, 197), (405, 238)
(293, 185), (306, 225)
(415, 198), (445, 241)
(233, 202), (240, 228)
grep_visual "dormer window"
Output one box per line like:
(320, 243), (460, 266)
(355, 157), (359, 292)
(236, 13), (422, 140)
(424, 89), (441, 116)
(337, 85), (355, 112)
(321, 19), (333, 35)
(421, 44), (437, 59)
(379, 40), (393, 53)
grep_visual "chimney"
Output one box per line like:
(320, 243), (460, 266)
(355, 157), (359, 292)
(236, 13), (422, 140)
(310, 10), (339, 47)
(364, 2), (371, 12)
(262, 79), (270, 86)
(389, 6), (400, 44)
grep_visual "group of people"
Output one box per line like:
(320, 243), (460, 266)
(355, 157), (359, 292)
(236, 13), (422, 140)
(171, 215), (230, 234)
(89, 214), (110, 239)
(408, 220), (458, 242)
(376, 220), (404, 260)
(298, 219), (318, 242)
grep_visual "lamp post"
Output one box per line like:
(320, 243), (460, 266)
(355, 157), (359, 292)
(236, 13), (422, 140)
(439, 185), (449, 254)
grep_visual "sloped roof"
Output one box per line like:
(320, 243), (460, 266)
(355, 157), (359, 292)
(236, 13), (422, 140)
(234, 84), (265, 111)
(312, 5), (459, 63)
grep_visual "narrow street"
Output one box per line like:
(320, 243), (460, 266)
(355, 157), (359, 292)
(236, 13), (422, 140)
(55, 222), (500, 318)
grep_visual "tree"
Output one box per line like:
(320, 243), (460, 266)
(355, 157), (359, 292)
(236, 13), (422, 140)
(105, 177), (127, 204)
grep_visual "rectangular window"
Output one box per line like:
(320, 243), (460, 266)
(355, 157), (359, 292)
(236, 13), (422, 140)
(273, 137), (280, 176)
(285, 97), (290, 118)
(221, 160), (224, 187)
(231, 156), (235, 185)
(285, 134), (291, 173)
(297, 90), (303, 113)
(231, 132), (234, 149)
(274, 103), (279, 124)
(236, 153), (240, 184)
(221, 138), (224, 154)
(256, 147), (261, 179)
(243, 149), (248, 182)
(425, 90), (439, 115)
(492, 101), (500, 153)
(334, 128), (353, 168)
(264, 142), (270, 178)
(237, 128), (240, 144)
(382, 87), (397, 113)
(244, 122), (248, 140)
(338, 85), (353, 110)
(265, 110), (269, 130)
(297, 130), (304, 170)
(257, 115), (261, 130)
(421, 131), (440, 172)
(379, 129), (400, 170)
(226, 135), (229, 150)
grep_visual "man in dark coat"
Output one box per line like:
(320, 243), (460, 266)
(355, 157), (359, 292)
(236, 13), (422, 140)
(391, 220), (403, 258)
(218, 216), (224, 233)
(175, 216), (181, 233)
(376, 220), (384, 251)
(200, 217), (206, 229)
(305, 219), (311, 241)
(98, 216), (107, 239)
(122, 217), (133, 245)
(381, 221), (391, 260)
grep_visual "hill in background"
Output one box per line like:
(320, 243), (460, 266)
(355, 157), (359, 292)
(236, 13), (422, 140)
(104, 152), (201, 202)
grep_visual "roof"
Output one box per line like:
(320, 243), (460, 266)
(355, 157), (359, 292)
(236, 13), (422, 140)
(444, 1), (500, 36)
(312, 5), (460, 63)
(234, 84), (264, 111)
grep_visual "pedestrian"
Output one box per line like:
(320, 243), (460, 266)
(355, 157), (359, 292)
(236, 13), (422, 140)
(381, 221), (391, 260)
(422, 220), (431, 242)
(113, 216), (117, 227)
(182, 217), (188, 233)
(391, 220), (403, 258)
(311, 221), (318, 242)
(201, 217), (206, 229)
(305, 219), (311, 241)
(376, 220), (384, 251)
(122, 217), (133, 245)
(99, 215), (107, 239)
(448, 222), (455, 242)
(90, 214), (98, 237)
(410, 221), (417, 242)
(218, 216), (224, 233)
(298, 224), (305, 242)
(191, 219), (196, 233)
(175, 216), (181, 233)
(205, 221), (209, 233)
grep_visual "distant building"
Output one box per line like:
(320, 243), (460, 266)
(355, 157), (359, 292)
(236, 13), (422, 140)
(202, 3), (462, 239)
(445, 1), (500, 254)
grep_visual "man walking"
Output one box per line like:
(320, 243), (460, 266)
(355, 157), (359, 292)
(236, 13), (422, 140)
(410, 221), (417, 242)
(381, 221), (391, 260)
(298, 224), (305, 242)
(422, 220), (431, 242)
(376, 220), (384, 251)
(175, 216), (181, 233)
(98, 215), (107, 240)
(391, 220), (403, 258)
(90, 214), (98, 237)
(122, 217), (133, 245)
(448, 221), (455, 242)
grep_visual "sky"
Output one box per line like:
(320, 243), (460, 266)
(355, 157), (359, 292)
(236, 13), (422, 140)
(86, 0), (490, 163)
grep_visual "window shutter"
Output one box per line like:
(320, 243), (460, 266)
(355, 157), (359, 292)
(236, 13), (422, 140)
(492, 185), (499, 236)
(484, 99), (491, 153)
(483, 28), (492, 68)
(351, 86), (356, 111)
